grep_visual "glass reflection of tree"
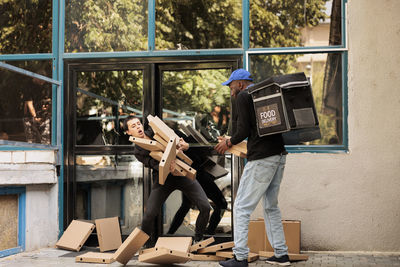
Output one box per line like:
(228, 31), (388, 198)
(76, 71), (143, 145)
(162, 69), (231, 139)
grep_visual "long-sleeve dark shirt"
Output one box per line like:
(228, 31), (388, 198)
(132, 128), (160, 174)
(230, 88), (286, 161)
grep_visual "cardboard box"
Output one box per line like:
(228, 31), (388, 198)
(248, 219), (300, 254)
(190, 236), (215, 252)
(190, 253), (226, 261)
(55, 220), (95, 251)
(248, 219), (265, 253)
(113, 227), (149, 265)
(95, 217), (122, 252)
(75, 252), (115, 263)
(138, 247), (190, 264)
(154, 237), (192, 253)
(159, 138), (176, 184)
(197, 241), (234, 254)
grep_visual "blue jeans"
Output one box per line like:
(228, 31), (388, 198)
(233, 154), (288, 260)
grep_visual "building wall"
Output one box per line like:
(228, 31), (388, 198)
(253, 0), (400, 251)
(0, 151), (58, 251)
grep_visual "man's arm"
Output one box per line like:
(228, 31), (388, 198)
(230, 92), (251, 144)
(215, 92), (250, 154)
(134, 147), (159, 171)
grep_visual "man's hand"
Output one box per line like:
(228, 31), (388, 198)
(170, 159), (185, 176)
(214, 136), (230, 155)
(177, 137), (189, 151)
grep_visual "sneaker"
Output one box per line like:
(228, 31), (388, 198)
(219, 255), (248, 267)
(194, 234), (203, 242)
(265, 255), (290, 266)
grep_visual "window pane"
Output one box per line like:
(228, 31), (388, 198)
(250, 53), (343, 145)
(156, 1), (242, 50)
(0, 61), (52, 144)
(0, 0), (52, 54)
(65, 0), (148, 52)
(75, 154), (143, 235)
(250, 0), (341, 48)
(76, 70), (143, 145)
(162, 69), (231, 139)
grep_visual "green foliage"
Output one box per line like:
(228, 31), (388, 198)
(77, 70), (143, 117)
(65, 0), (147, 52)
(162, 69), (231, 114)
(0, 0), (51, 53)
(155, 0), (242, 49)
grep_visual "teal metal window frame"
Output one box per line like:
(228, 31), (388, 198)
(245, 1), (349, 153)
(0, 187), (26, 258)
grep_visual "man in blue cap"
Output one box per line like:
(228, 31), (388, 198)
(215, 69), (290, 266)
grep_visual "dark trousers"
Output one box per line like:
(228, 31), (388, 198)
(167, 171), (227, 235)
(141, 175), (210, 240)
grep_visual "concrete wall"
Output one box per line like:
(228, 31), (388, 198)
(253, 0), (400, 252)
(0, 151), (59, 251)
(25, 184), (59, 251)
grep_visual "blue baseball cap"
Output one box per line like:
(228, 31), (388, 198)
(222, 69), (253, 86)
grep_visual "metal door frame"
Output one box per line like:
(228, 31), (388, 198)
(63, 56), (242, 242)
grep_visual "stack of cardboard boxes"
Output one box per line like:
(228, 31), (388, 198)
(248, 219), (308, 261)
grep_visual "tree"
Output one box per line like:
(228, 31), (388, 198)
(0, 0), (51, 54)
(65, 0), (147, 52)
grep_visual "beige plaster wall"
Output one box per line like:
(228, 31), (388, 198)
(254, 0), (400, 251)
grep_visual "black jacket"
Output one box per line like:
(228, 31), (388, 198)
(230, 88), (286, 160)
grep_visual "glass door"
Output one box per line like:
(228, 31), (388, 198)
(158, 62), (238, 240)
(65, 62), (151, 236)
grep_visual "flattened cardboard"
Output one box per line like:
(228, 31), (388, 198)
(95, 217), (122, 252)
(154, 127), (192, 165)
(150, 151), (187, 176)
(159, 138), (176, 184)
(175, 158), (196, 180)
(147, 115), (179, 143)
(197, 241), (234, 254)
(232, 140), (247, 154)
(75, 252), (115, 264)
(259, 251), (309, 261)
(153, 134), (168, 146)
(138, 247), (190, 264)
(113, 227), (149, 265)
(155, 237), (192, 253)
(56, 220), (95, 251)
(139, 247), (157, 255)
(176, 150), (193, 165)
(248, 219), (301, 254)
(216, 251), (259, 263)
(148, 115), (193, 165)
(129, 136), (165, 151)
(190, 253), (226, 261)
(190, 236), (215, 252)
(218, 137), (247, 158)
(227, 147), (247, 158)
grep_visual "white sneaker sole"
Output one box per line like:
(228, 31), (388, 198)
(265, 260), (291, 266)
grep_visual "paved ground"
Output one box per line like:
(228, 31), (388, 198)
(1, 247), (399, 267)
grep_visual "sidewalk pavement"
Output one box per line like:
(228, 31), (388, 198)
(1, 247), (399, 267)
